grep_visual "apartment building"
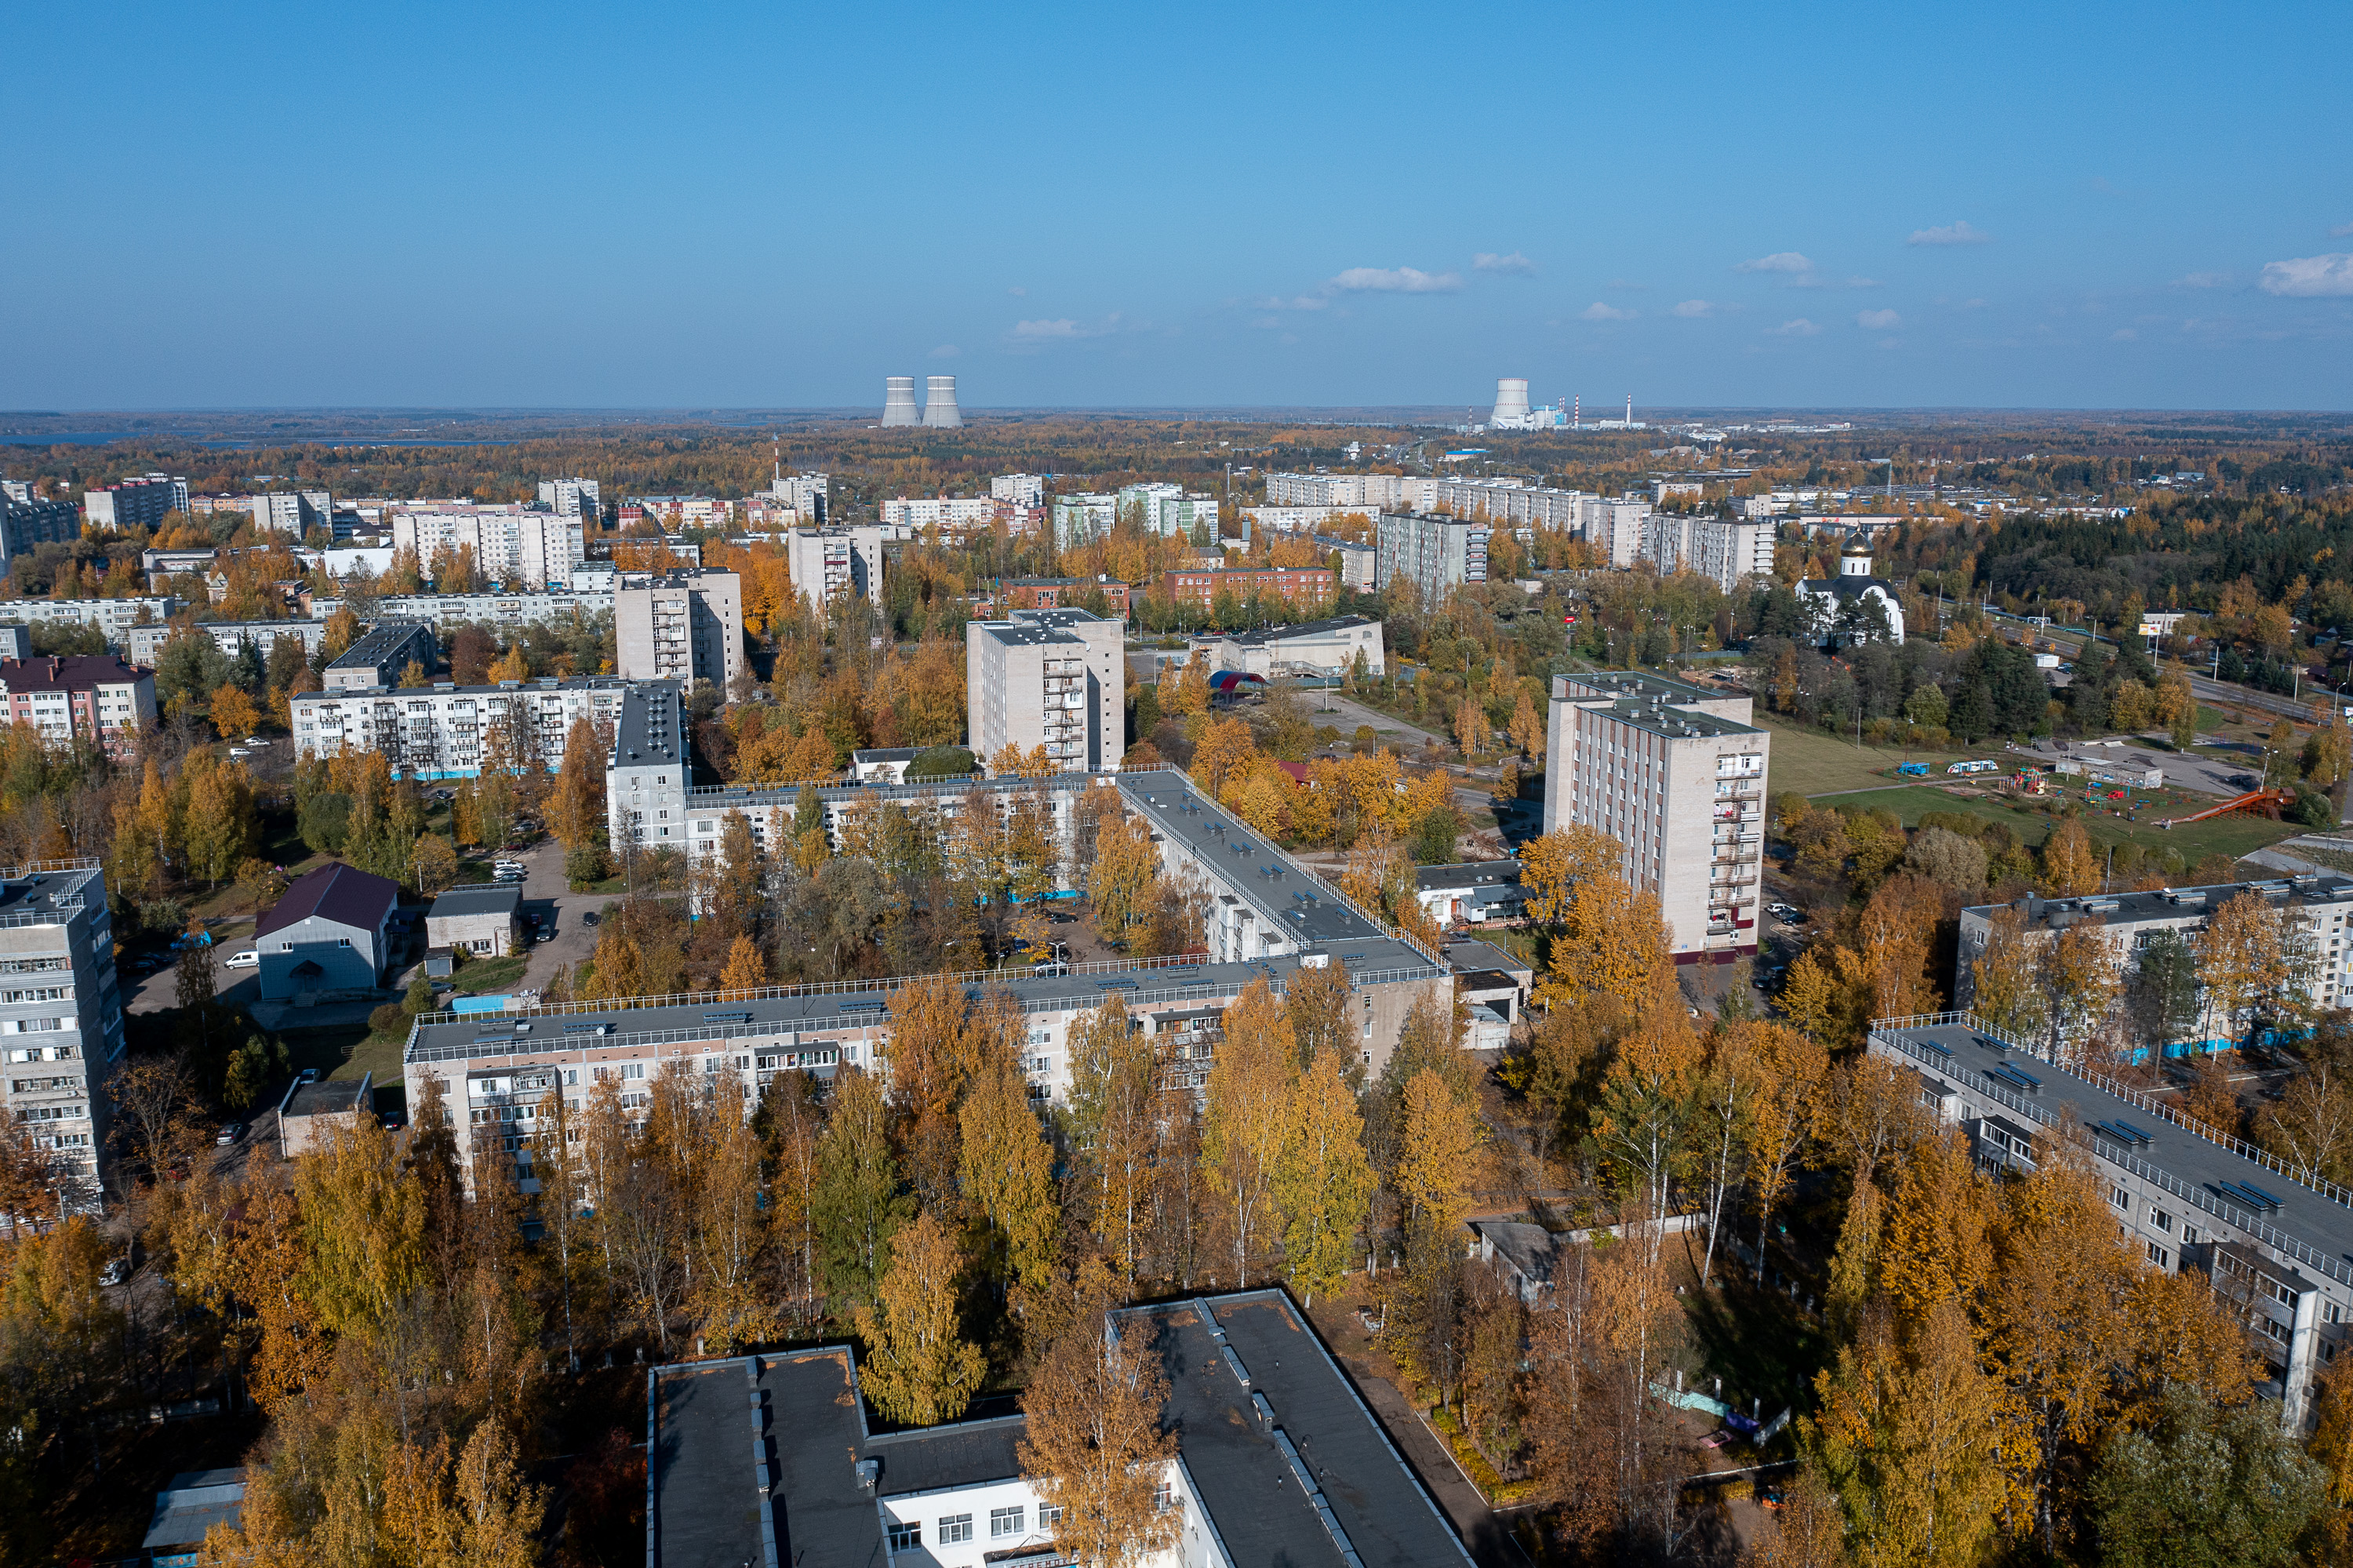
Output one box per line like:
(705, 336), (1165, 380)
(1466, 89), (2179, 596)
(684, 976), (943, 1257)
(1375, 511), (1490, 604)
(1874, 1015), (2353, 1430)
(125, 619), (328, 668)
(293, 676), (632, 779)
(784, 526), (884, 604)
(1955, 874), (2353, 1042)
(252, 491), (332, 537)
(536, 478), (601, 518)
(83, 475), (186, 529)
(990, 472), (1046, 507)
(965, 607), (1124, 770)
(1193, 613), (1385, 678)
(614, 568), (743, 689)
(0, 489), (82, 565)
(1640, 513), (1777, 592)
(1317, 533), (1378, 591)
(431, 764), (1451, 1174)
(1543, 671), (1769, 962)
(0, 597), (180, 651)
(998, 576), (1130, 616)
(1049, 492), (1118, 550)
(640, 1291), (1473, 1568)
(1159, 566), (1337, 611)
(1121, 482), (1220, 543)
(0, 859), (126, 1211)
(878, 496), (997, 532)
(0, 657), (156, 759)
(764, 470), (827, 522)
(391, 504), (586, 589)
(623, 495), (733, 529)
(327, 591), (614, 631)
(322, 621), (438, 691)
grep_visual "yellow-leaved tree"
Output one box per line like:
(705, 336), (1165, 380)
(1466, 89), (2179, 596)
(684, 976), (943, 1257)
(855, 1210), (986, 1427)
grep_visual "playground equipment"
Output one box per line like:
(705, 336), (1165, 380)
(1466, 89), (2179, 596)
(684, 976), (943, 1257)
(2159, 786), (2297, 828)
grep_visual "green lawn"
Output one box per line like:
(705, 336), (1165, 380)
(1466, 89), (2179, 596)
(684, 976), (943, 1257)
(1758, 716), (2000, 800)
(1822, 784), (2302, 863)
(450, 953), (530, 994)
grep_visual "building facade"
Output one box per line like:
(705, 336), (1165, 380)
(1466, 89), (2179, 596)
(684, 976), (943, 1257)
(614, 568), (744, 689)
(878, 496), (998, 532)
(1158, 566), (1336, 611)
(391, 505), (587, 589)
(784, 526), (884, 604)
(536, 478), (601, 517)
(425, 884), (522, 958)
(83, 475), (185, 530)
(1640, 514), (1777, 592)
(1195, 613), (1384, 678)
(1795, 545), (1906, 646)
(325, 591), (614, 631)
(1543, 671), (1769, 962)
(0, 489), (82, 565)
(256, 863), (398, 999)
(252, 491), (332, 537)
(0, 859), (125, 1210)
(1049, 492), (1118, 550)
(965, 608), (1124, 770)
(1374, 511), (1490, 604)
(293, 676), (633, 780)
(0, 656), (156, 759)
(0, 598), (180, 649)
(990, 472), (1046, 508)
(322, 621), (438, 690)
(125, 619), (327, 668)
(999, 576), (1130, 616)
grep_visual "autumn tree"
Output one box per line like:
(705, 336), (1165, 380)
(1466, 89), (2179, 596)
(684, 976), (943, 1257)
(811, 1066), (911, 1312)
(1018, 1290), (1180, 1568)
(1201, 977), (1297, 1286)
(1273, 1050), (1373, 1306)
(856, 1210), (986, 1426)
(958, 1045), (1058, 1294)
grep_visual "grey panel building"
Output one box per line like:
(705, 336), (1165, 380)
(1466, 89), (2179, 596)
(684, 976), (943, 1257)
(1375, 511), (1490, 605)
(0, 489), (80, 565)
(613, 568), (743, 690)
(964, 607), (1124, 771)
(0, 859), (125, 1210)
(426, 882), (522, 958)
(256, 862), (399, 999)
(322, 620), (438, 690)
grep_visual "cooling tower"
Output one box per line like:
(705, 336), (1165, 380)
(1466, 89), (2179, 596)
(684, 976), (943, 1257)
(1491, 378), (1531, 427)
(922, 374), (962, 429)
(882, 376), (920, 426)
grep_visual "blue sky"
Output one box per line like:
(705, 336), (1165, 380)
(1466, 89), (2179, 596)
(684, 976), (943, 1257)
(5, 0), (2350, 411)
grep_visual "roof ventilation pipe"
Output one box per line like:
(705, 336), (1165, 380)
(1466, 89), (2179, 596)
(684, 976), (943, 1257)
(922, 375), (962, 429)
(881, 377), (919, 427)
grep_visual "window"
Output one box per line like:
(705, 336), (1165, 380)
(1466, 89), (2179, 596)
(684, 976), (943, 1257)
(938, 1513), (973, 1544)
(1152, 1482), (1175, 1512)
(1039, 1504), (1064, 1529)
(2148, 1207), (2172, 1234)
(2147, 1242), (2170, 1269)
(2110, 1185), (2129, 1210)
(991, 1505), (1024, 1539)
(886, 1519), (919, 1551)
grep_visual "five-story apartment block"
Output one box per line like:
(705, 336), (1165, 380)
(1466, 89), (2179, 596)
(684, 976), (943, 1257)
(294, 677), (633, 780)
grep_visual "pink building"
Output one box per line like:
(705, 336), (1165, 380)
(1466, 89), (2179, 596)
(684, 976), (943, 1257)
(0, 655), (158, 759)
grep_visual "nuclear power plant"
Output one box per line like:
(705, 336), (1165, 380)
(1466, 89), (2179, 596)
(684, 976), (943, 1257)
(1483, 377), (1569, 431)
(881, 377), (920, 426)
(922, 374), (962, 428)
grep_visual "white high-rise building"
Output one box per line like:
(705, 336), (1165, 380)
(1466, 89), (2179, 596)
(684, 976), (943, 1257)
(0, 858), (126, 1211)
(537, 478), (602, 518)
(391, 504), (587, 590)
(786, 526), (884, 604)
(1543, 671), (1769, 963)
(1374, 511), (1490, 603)
(991, 473), (1046, 508)
(252, 490), (333, 537)
(614, 569), (744, 690)
(966, 608), (1124, 770)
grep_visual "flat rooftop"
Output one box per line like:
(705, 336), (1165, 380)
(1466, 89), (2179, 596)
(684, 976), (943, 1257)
(285, 1079), (369, 1119)
(1966, 874), (2353, 933)
(1119, 773), (1387, 944)
(1414, 860), (1522, 893)
(611, 682), (686, 763)
(1214, 613), (1378, 646)
(428, 884), (522, 919)
(325, 620), (430, 668)
(1875, 1020), (2353, 1290)
(647, 1292), (1473, 1568)
(0, 864), (101, 919)
(407, 935), (1435, 1070)
(1586, 696), (1761, 741)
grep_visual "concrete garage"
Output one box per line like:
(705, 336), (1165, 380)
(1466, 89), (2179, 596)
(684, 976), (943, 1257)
(425, 883), (522, 957)
(256, 863), (398, 1000)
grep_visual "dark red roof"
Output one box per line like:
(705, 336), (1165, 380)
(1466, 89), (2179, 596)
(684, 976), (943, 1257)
(0, 655), (145, 693)
(257, 862), (399, 940)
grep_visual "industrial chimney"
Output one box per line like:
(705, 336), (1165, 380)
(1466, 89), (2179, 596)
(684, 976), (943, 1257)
(882, 377), (919, 426)
(922, 375), (962, 429)
(1490, 378), (1530, 428)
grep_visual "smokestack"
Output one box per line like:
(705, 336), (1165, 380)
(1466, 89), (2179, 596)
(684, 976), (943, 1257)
(922, 375), (962, 429)
(882, 377), (919, 426)
(1573, 395), (1580, 429)
(1490, 377), (1529, 427)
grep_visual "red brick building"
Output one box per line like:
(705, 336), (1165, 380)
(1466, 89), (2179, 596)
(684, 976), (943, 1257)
(1003, 577), (1130, 616)
(1160, 566), (1336, 609)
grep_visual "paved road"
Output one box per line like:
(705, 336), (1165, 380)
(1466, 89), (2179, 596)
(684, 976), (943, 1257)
(1304, 690), (1449, 752)
(504, 839), (615, 995)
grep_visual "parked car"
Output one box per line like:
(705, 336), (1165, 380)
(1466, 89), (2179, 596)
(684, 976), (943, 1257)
(536, 929), (555, 943)
(526, 911), (544, 926)
(216, 1123), (245, 1146)
(224, 949), (259, 970)
(297, 1068), (320, 1084)
(581, 911), (598, 926)
(227, 747), (252, 759)
(380, 1116), (403, 1132)
(100, 1255), (131, 1286)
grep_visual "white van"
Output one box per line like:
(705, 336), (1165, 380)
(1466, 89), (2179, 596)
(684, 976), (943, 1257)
(493, 859), (527, 877)
(224, 949), (259, 969)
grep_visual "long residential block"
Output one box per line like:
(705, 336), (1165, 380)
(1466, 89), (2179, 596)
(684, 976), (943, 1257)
(294, 676), (635, 779)
(0, 859), (125, 1211)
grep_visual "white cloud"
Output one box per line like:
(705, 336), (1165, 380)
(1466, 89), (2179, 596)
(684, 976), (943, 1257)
(1857, 308), (1902, 329)
(1012, 318), (1081, 338)
(2175, 271), (2231, 289)
(1908, 220), (1991, 246)
(2333, 222), (2353, 238)
(1671, 300), (1715, 318)
(1579, 302), (1636, 321)
(1473, 251), (1535, 275)
(929, 344), (959, 358)
(1791, 273), (1881, 289)
(2260, 254), (2353, 297)
(1329, 266), (1461, 293)
(1007, 286), (1026, 297)
(1256, 296), (1328, 311)
(2111, 328), (2138, 340)
(1737, 251), (1813, 274)
(1767, 318), (1821, 336)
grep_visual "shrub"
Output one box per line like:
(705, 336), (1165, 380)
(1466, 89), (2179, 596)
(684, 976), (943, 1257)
(368, 1002), (407, 1036)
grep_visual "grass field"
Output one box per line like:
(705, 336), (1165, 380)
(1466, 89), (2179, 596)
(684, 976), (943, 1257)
(1758, 717), (2003, 800)
(1821, 784), (2302, 863)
